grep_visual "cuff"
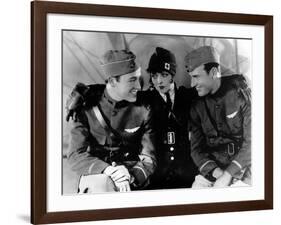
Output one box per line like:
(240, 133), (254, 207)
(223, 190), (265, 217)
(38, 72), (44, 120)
(129, 175), (135, 184)
(130, 166), (148, 187)
(226, 160), (242, 177)
(199, 160), (218, 176)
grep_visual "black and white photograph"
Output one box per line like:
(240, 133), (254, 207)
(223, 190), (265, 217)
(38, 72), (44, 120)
(62, 30), (252, 194)
(2, 0), (280, 224)
(30, 1), (273, 224)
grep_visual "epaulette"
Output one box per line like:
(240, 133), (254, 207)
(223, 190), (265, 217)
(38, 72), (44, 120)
(226, 74), (251, 103)
(83, 84), (105, 109)
(65, 83), (105, 122)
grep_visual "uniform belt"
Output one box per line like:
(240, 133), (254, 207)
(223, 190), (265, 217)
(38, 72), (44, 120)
(91, 145), (139, 163)
(211, 142), (240, 156)
(165, 131), (175, 145)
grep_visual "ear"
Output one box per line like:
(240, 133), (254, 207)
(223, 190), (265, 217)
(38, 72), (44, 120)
(108, 77), (116, 87)
(210, 67), (219, 79)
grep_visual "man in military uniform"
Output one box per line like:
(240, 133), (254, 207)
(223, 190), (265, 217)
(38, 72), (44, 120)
(185, 46), (251, 188)
(144, 47), (198, 189)
(66, 50), (156, 193)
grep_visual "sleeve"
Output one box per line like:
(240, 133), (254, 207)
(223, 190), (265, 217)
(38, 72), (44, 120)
(226, 97), (251, 177)
(189, 104), (218, 176)
(67, 110), (110, 177)
(129, 107), (157, 187)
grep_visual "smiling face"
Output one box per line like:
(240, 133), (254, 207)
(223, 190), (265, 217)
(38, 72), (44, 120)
(111, 68), (141, 102)
(151, 71), (173, 94)
(189, 65), (215, 96)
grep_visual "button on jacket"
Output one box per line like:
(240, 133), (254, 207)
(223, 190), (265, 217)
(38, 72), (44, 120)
(189, 75), (251, 179)
(68, 84), (157, 189)
(142, 85), (198, 189)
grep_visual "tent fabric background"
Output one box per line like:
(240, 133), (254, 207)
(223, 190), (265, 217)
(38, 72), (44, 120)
(62, 31), (251, 194)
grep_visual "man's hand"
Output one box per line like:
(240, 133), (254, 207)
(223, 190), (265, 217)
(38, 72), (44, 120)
(103, 165), (118, 176)
(103, 164), (131, 192)
(213, 171), (232, 188)
(212, 167), (224, 179)
(103, 164), (131, 183)
(114, 180), (131, 192)
(110, 165), (131, 183)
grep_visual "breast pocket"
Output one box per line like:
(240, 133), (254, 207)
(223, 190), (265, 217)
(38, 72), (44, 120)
(122, 126), (142, 143)
(202, 117), (218, 137)
(124, 127), (140, 133)
(226, 110), (242, 132)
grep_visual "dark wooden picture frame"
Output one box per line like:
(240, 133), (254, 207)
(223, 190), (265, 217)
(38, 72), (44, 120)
(31, 1), (273, 224)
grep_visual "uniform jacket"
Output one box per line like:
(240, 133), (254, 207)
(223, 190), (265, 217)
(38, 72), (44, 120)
(189, 75), (251, 179)
(141, 85), (198, 188)
(68, 84), (157, 189)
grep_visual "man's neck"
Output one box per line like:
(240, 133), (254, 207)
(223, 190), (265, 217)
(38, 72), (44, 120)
(106, 84), (121, 102)
(211, 78), (221, 94)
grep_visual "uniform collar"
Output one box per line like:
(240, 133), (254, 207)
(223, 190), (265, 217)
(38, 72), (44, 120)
(208, 77), (228, 99)
(104, 88), (118, 105)
(103, 88), (129, 108)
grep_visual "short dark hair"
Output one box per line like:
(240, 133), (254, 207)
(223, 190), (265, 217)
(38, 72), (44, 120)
(106, 75), (121, 83)
(114, 76), (121, 82)
(203, 62), (219, 74)
(148, 71), (173, 88)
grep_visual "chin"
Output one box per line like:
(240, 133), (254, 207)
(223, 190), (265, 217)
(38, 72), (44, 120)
(127, 96), (137, 102)
(158, 88), (167, 94)
(196, 88), (208, 97)
(198, 92), (203, 96)
(197, 91), (205, 96)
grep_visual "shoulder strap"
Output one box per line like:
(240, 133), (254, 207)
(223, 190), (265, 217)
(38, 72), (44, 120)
(203, 98), (219, 134)
(93, 105), (109, 131)
(93, 105), (123, 145)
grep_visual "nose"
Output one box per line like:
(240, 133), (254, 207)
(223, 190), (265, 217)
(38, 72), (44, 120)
(191, 77), (196, 87)
(135, 78), (141, 90)
(157, 75), (162, 84)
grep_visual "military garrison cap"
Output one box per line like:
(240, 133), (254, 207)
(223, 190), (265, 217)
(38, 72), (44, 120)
(146, 47), (177, 76)
(101, 49), (139, 78)
(185, 46), (220, 72)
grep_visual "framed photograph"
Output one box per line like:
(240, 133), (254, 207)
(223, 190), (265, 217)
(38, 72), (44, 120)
(31, 1), (273, 224)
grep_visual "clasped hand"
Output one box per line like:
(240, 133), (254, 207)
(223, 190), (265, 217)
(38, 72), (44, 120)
(213, 170), (232, 187)
(103, 163), (131, 192)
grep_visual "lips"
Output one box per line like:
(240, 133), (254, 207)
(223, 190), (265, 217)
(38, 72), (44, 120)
(131, 89), (139, 95)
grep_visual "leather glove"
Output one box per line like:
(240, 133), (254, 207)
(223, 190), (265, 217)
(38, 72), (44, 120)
(104, 163), (131, 183)
(213, 171), (232, 187)
(114, 180), (131, 192)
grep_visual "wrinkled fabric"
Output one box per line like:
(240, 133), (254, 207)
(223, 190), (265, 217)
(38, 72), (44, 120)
(67, 84), (157, 190)
(142, 86), (198, 189)
(190, 75), (251, 180)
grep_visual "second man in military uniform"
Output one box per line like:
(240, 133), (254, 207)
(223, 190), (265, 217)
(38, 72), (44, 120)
(185, 46), (251, 188)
